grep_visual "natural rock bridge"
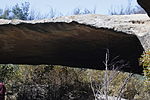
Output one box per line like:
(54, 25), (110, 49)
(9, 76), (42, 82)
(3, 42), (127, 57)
(0, 0), (149, 74)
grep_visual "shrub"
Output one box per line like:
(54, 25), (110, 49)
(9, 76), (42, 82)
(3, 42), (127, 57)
(140, 50), (150, 82)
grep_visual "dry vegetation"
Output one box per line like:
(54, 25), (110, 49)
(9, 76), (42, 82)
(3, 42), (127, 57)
(1, 63), (149, 100)
(1, 51), (149, 100)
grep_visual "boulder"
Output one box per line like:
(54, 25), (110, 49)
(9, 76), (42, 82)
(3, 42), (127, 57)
(0, 14), (149, 74)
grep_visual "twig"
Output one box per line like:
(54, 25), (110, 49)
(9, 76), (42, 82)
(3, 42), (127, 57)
(116, 73), (133, 100)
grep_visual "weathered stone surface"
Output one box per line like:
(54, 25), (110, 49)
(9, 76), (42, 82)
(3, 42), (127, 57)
(0, 14), (149, 50)
(0, 14), (149, 74)
(137, 0), (150, 17)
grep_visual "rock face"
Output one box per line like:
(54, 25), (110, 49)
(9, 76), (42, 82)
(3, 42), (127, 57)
(137, 0), (150, 17)
(0, 14), (149, 74)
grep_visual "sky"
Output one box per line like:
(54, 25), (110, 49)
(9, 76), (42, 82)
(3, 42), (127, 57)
(0, 0), (140, 15)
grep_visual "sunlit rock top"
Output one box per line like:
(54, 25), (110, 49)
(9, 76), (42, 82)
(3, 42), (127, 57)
(0, 14), (150, 50)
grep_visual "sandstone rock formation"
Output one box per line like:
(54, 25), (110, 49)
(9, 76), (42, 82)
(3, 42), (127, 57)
(0, 14), (149, 74)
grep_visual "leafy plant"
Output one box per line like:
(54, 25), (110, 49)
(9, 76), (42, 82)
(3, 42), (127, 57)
(0, 8), (11, 19)
(12, 2), (30, 20)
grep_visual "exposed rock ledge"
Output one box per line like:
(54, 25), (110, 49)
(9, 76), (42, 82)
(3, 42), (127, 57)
(0, 14), (149, 50)
(0, 14), (149, 74)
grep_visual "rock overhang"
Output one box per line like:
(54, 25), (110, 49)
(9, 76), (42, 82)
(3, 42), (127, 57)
(0, 14), (149, 50)
(0, 14), (149, 74)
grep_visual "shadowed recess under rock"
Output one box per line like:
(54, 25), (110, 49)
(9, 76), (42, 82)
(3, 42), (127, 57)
(0, 21), (144, 74)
